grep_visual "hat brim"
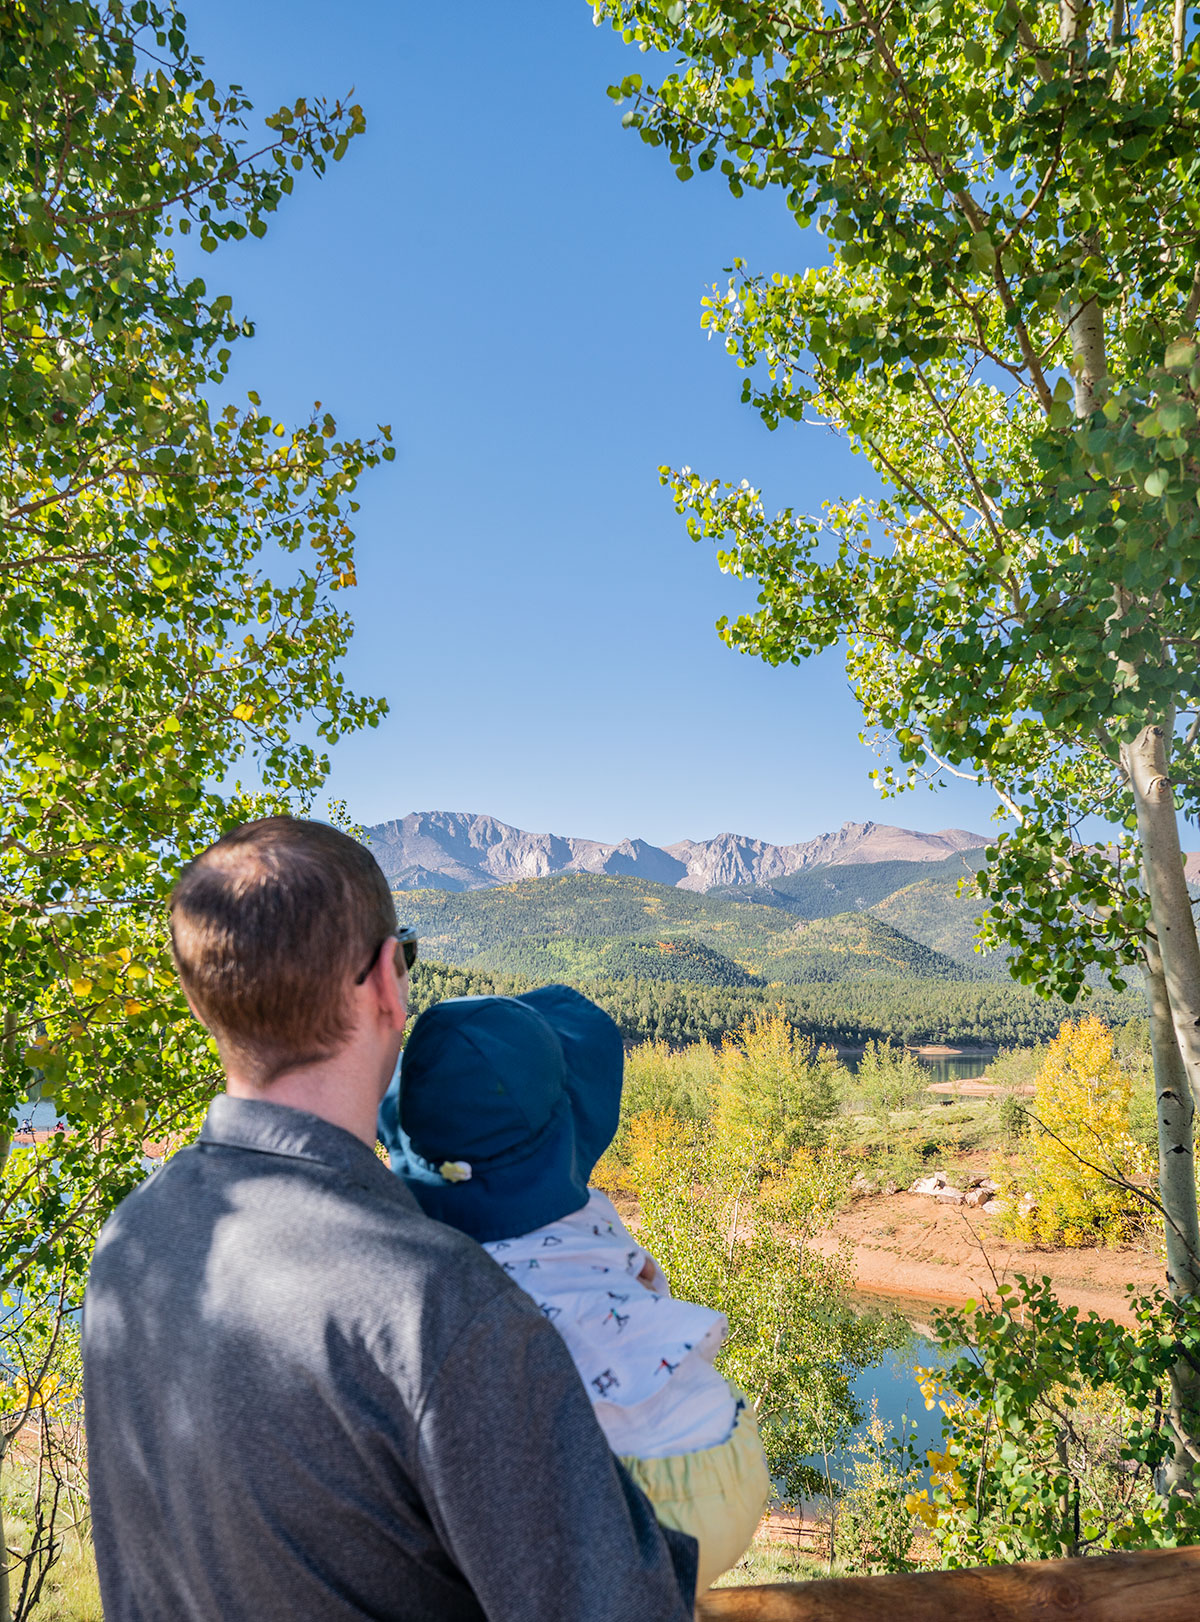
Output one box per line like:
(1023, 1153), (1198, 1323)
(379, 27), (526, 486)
(513, 985), (623, 1185)
(391, 1092), (587, 1244)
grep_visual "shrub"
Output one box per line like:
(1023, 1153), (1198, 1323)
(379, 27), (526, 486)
(621, 1107), (900, 1501)
(908, 1277), (1200, 1562)
(1, 1297), (91, 1619)
(623, 1038), (718, 1126)
(852, 1041), (929, 1156)
(997, 1088), (1029, 1149)
(713, 1012), (847, 1172)
(1006, 1017), (1153, 1248)
(869, 1142), (923, 1193)
(834, 1404), (923, 1574)
(592, 1038), (717, 1190)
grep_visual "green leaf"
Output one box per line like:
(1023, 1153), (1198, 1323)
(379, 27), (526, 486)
(0, 0), (384, 1321)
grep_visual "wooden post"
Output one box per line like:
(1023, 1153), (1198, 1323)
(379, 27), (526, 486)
(697, 1547), (1200, 1621)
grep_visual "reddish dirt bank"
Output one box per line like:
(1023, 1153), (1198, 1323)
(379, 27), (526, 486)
(813, 1191), (1163, 1324)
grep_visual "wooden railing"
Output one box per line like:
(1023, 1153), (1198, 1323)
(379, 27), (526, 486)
(697, 1547), (1200, 1620)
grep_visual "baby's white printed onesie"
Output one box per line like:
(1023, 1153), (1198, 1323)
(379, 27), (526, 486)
(483, 1187), (737, 1459)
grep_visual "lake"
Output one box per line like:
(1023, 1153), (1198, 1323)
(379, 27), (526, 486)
(914, 1054), (994, 1088)
(855, 1294), (957, 1438)
(810, 1293), (962, 1492)
(840, 1051), (995, 1088)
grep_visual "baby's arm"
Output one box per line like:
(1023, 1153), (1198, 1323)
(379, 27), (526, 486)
(635, 1252), (671, 1295)
(695, 1318), (725, 1363)
(636, 1254), (726, 1363)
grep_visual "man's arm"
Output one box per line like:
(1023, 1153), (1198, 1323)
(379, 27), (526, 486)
(415, 1289), (697, 1621)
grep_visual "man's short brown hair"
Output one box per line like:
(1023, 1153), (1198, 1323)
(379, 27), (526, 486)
(170, 816), (398, 1085)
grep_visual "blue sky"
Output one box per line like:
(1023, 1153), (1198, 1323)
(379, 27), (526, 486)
(181, 0), (1001, 849)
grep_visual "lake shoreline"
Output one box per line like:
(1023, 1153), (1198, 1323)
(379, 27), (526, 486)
(816, 1189), (1163, 1326)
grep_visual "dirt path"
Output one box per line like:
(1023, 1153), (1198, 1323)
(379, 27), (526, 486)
(814, 1191), (1164, 1324)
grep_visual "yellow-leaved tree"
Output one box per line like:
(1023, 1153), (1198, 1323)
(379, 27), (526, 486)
(600, 1019), (897, 1504)
(1009, 1018), (1153, 1248)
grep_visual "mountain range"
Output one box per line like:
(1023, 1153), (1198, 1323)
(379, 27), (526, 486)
(364, 811), (989, 895)
(365, 814), (1162, 1045)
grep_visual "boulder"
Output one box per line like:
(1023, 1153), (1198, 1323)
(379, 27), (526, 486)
(981, 1197), (1006, 1216)
(850, 1172), (876, 1195)
(934, 1187), (966, 1205)
(882, 1179), (899, 1197)
(964, 1182), (1000, 1208)
(910, 1175), (945, 1196)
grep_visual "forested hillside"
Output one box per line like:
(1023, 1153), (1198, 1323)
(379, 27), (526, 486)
(869, 872), (1002, 971)
(410, 959), (1141, 1049)
(398, 873), (1143, 1047)
(394, 873), (970, 986)
(464, 935), (760, 987)
(710, 852), (1004, 974)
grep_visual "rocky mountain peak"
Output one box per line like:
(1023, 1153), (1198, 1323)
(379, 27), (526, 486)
(363, 812), (989, 894)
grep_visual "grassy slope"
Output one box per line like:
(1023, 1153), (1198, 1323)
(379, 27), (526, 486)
(867, 872), (1007, 973)
(394, 874), (971, 988)
(708, 853), (1011, 975)
(465, 934), (762, 987)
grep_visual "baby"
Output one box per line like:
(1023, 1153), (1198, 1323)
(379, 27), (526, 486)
(378, 985), (771, 1592)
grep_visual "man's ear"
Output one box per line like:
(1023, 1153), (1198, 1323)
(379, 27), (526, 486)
(370, 937), (409, 1032)
(179, 983), (212, 1031)
(170, 936), (210, 1030)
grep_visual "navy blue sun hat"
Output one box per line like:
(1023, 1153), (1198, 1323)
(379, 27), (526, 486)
(377, 985), (623, 1243)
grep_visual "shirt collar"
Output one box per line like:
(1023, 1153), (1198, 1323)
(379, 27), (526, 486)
(200, 1094), (419, 1208)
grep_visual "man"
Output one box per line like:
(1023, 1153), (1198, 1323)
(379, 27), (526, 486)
(82, 817), (697, 1621)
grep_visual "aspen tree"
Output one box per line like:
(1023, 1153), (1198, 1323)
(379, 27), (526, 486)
(596, 0), (1200, 1485)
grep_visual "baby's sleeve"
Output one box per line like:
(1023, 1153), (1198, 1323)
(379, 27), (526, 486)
(638, 1252), (672, 1296)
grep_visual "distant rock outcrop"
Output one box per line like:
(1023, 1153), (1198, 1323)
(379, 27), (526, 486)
(363, 811), (989, 894)
(667, 821), (984, 891)
(364, 812), (608, 891)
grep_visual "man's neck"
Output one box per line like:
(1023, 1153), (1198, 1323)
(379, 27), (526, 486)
(224, 1059), (387, 1148)
(217, 958), (407, 1149)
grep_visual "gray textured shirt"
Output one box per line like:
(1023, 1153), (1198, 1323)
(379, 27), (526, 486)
(82, 1095), (697, 1621)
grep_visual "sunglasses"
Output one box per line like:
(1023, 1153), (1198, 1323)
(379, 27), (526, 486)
(354, 926), (418, 986)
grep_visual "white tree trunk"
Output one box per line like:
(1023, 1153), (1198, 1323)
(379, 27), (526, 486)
(1143, 941), (1200, 1295)
(1124, 727), (1200, 1105)
(1142, 937), (1200, 1496)
(1124, 724), (1200, 1494)
(1067, 294), (1106, 416)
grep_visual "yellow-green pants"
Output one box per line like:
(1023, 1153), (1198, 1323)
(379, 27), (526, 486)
(620, 1390), (771, 1592)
